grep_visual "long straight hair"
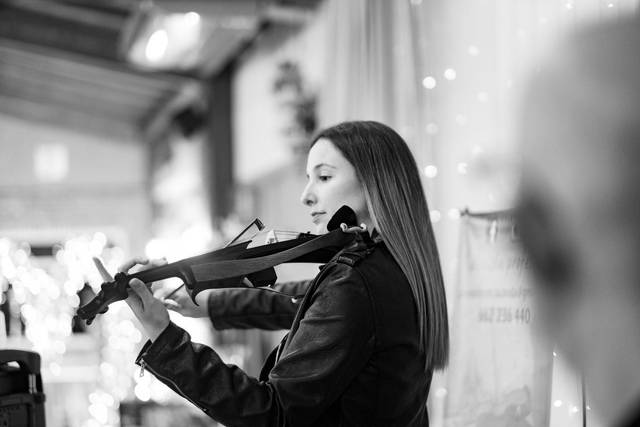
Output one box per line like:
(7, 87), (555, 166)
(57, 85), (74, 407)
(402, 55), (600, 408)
(311, 121), (449, 370)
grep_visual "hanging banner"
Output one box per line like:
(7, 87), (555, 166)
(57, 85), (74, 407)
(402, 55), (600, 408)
(444, 214), (553, 427)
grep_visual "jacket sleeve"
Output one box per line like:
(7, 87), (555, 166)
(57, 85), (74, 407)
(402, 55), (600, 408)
(136, 264), (375, 427)
(207, 280), (311, 330)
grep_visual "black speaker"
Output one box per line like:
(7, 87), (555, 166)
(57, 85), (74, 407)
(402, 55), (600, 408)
(0, 350), (46, 427)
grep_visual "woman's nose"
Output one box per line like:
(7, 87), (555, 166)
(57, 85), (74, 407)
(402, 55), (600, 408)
(300, 182), (316, 206)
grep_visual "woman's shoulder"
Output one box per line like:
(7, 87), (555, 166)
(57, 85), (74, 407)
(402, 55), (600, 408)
(336, 232), (404, 276)
(310, 234), (380, 301)
(315, 239), (418, 340)
(320, 234), (406, 294)
(342, 238), (415, 309)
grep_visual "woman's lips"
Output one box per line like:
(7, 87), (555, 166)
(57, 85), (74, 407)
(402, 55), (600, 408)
(311, 212), (326, 224)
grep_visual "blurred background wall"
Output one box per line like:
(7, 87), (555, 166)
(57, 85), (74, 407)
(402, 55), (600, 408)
(0, 113), (149, 253)
(0, 0), (638, 426)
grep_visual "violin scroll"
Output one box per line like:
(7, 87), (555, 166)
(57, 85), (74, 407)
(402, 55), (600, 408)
(75, 272), (130, 325)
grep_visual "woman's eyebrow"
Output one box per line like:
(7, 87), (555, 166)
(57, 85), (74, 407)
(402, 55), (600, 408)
(313, 163), (336, 170)
(306, 163), (336, 176)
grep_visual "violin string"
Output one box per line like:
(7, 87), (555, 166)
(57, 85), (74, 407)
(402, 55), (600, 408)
(163, 219), (265, 300)
(163, 228), (310, 300)
(162, 280), (305, 301)
(244, 286), (306, 299)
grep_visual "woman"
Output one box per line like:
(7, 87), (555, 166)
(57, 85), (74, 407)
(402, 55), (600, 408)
(106, 121), (449, 426)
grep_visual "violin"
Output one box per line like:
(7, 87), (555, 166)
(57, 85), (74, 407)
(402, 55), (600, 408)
(75, 206), (364, 325)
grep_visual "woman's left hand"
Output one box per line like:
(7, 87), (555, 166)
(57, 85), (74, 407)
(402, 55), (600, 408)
(93, 257), (170, 342)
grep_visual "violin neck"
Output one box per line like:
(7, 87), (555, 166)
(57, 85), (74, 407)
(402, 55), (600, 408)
(126, 240), (254, 285)
(128, 262), (185, 284)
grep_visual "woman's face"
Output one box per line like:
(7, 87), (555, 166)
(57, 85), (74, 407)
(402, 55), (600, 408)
(301, 138), (370, 234)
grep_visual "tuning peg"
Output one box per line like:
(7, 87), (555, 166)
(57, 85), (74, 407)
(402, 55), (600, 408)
(340, 223), (367, 234)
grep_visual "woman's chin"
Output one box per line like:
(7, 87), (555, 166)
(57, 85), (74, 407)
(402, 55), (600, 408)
(314, 222), (328, 235)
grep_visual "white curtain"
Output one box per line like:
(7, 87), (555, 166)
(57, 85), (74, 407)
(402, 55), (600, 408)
(319, 0), (639, 246)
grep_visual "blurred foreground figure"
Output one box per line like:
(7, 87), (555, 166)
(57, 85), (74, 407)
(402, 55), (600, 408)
(516, 17), (640, 427)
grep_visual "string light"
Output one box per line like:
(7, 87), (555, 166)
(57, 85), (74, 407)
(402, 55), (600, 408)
(554, 400), (563, 408)
(430, 210), (442, 223)
(565, 2), (574, 10)
(457, 162), (468, 175)
(455, 114), (468, 126)
(448, 208), (461, 220)
(477, 91), (489, 103)
(134, 382), (152, 402)
(422, 76), (437, 89)
(49, 362), (61, 377)
(0, 234), (148, 427)
(444, 68), (457, 80)
(467, 45), (480, 56)
(435, 387), (448, 398)
(424, 165), (438, 178)
(425, 123), (439, 135)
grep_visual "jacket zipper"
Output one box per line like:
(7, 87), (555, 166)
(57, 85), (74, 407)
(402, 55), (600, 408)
(138, 357), (209, 414)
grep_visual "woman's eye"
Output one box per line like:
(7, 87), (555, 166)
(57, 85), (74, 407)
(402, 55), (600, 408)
(319, 175), (331, 182)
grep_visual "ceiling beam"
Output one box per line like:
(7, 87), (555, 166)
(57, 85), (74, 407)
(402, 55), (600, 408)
(0, 94), (138, 141)
(0, 52), (169, 102)
(1, 0), (126, 30)
(55, 0), (139, 16)
(0, 1), (122, 60)
(0, 38), (195, 90)
(0, 62), (157, 117)
(0, 78), (147, 123)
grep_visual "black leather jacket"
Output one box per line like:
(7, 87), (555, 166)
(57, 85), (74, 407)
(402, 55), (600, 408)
(135, 231), (432, 426)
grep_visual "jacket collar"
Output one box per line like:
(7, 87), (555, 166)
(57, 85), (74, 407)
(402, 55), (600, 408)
(369, 228), (383, 245)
